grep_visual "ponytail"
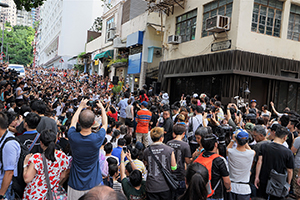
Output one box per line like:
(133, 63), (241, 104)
(40, 129), (57, 162)
(45, 141), (56, 162)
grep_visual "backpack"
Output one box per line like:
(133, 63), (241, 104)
(194, 152), (221, 198)
(0, 136), (30, 199)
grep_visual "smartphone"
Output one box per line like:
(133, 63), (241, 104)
(123, 146), (127, 153)
(207, 114), (212, 118)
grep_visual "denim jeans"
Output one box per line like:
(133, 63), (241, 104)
(5, 184), (15, 200)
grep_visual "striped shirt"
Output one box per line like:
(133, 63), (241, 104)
(136, 109), (152, 134)
(125, 159), (147, 178)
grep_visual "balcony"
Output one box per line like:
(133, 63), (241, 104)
(145, 0), (185, 16)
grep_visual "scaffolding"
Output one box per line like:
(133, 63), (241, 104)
(145, 0), (185, 16)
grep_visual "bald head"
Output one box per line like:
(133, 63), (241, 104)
(79, 109), (95, 129)
(79, 185), (126, 200)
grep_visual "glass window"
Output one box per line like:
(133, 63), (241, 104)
(202, 0), (233, 37)
(106, 17), (114, 42)
(287, 4), (300, 41)
(251, 0), (283, 37)
(176, 9), (197, 42)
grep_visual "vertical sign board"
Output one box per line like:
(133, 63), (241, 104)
(128, 53), (142, 74)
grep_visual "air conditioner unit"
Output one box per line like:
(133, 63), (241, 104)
(109, 22), (116, 30)
(167, 35), (182, 44)
(206, 15), (230, 33)
(107, 30), (115, 41)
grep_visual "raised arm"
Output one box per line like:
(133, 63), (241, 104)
(270, 102), (280, 116)
(70, 99), (88, 127)
(97, 100), (107, 131)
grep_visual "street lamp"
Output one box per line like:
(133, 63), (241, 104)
(7, 53), (15, 63)
(0, 3), (9, 63)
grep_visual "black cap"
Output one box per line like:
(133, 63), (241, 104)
(246, 113), (256, 120)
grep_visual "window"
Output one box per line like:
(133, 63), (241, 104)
(287, 4), (300, 41)
(106, 17), (114, 42)
(202, 0), (233, 37)
(251, 0), (283, 37)
(176, 9), (197, 42)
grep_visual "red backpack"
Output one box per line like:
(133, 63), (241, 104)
(194, 152), (221, 198)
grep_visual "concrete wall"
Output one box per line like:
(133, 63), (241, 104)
(86, 36), (103, 53)
(163, 0), (300, 62)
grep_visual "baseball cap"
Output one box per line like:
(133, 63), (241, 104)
(245, 123), (254, 132)
(193, 93), (198, 98)
(250, 99), (257, 103)
(235, 129), (249, 140)
(200, 93), (207, 99)
(140, 101), (148, 107)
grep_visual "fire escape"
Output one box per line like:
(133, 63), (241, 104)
(145, 0), (185, 16)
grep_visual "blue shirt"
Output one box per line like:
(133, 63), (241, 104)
(118, 98), (128, 118)
(68, 126), (106, 190)
(111, 146), (122, 164)
(0, 131), (20, 186)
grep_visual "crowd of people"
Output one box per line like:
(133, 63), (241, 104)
(0, 66), (300, 200)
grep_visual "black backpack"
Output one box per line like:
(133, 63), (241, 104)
(0, 136), (30, 199)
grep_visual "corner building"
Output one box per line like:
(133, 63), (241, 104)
(158, 0), (300, 112)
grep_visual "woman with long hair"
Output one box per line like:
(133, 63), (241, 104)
(23, 129), (69, 200)
(179, 162), (209, 200)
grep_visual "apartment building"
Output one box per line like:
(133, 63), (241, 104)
(37, 0), (102, 69)
(156, 0), (300, 112)
(0, 0), (17, 27)
(16, 9), (33, 27)
(86, 0), (162, 89)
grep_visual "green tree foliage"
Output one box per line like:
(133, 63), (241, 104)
(14, 0), (44, 12)
(90, 17), (102, 33)
(0, 25), (35, 66)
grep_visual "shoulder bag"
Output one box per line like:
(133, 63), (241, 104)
(148, 146), (179, 190)
(42, 153), (67, 200)
(266, 169), (290, 198)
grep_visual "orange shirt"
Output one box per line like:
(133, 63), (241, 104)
(136, 109), (152, 134)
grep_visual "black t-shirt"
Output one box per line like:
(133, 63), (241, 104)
(4, 90), (13, 103)
(202, 151), (229, 199)
(258, 142), (294, 185)
(143, 143), (173, 193)
(167, 139), (191, 181)
(163, 118), (173, 143)
(286, 131), (298, 149)
(17, 132), (43, 154)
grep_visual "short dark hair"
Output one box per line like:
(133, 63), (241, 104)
(195, 127), (211, 137)
(201, 133), (217, 151)
(107, 127), (112, 134)
(279, 115), (290, 127)
(117, 138), (126, 146)
(253, 125), (266, 137)
(129, 170), (143, 187)
(173, 124), (186, 135)
(5, 111), (17, 126)
(31, 100), (47, 114)
(107, 157), (118, 165)
(79, 110), (95, 129)
(125, 162), (133, 174)
(109, 164), (119, 176)
(25, 112), (41, 129)
(131, 148), (139, 160)
(195, 106), (204, 114)
(0, 112), (8, 129)
(124, 92), (130, 98)
(104, 143), (113, 154)
(275, 126), (289, 139)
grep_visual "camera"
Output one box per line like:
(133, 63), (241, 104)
(122, 146), (127, 153)
(87, 100), (97, 107)
(215, 125), (233, 158)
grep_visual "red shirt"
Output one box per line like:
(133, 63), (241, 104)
(107, 111), (118, 121)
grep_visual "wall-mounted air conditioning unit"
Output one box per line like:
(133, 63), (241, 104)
(167, 35), (182, 44)
(107, 30), (115, 41)
(206, 15), (230, 33)
(109, 22), (116, 30)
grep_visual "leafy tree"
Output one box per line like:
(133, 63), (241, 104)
(14, 0), (44, 12)
(90, 17), (102, 33)
(0, 25), (35, 66)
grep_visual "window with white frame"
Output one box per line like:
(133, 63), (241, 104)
(202, 0), (233, 37)
(106, 17), (114, 42)
(251, 0), (283, 37)
(287, 4), (300, 41)
(176, 9), (197, 42)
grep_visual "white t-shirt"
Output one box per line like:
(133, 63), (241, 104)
(15, 87), (23, 99)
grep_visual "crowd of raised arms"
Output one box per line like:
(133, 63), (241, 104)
(0, 65), (299, 200)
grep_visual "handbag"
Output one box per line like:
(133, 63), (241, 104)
(148, 146), (179, 190)
(42, 153), (67, 200)
(266, 169), (290, 198)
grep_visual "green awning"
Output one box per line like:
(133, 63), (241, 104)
(94, 50), (113, 60)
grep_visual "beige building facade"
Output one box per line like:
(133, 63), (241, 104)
(158, 0), (300, 112)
